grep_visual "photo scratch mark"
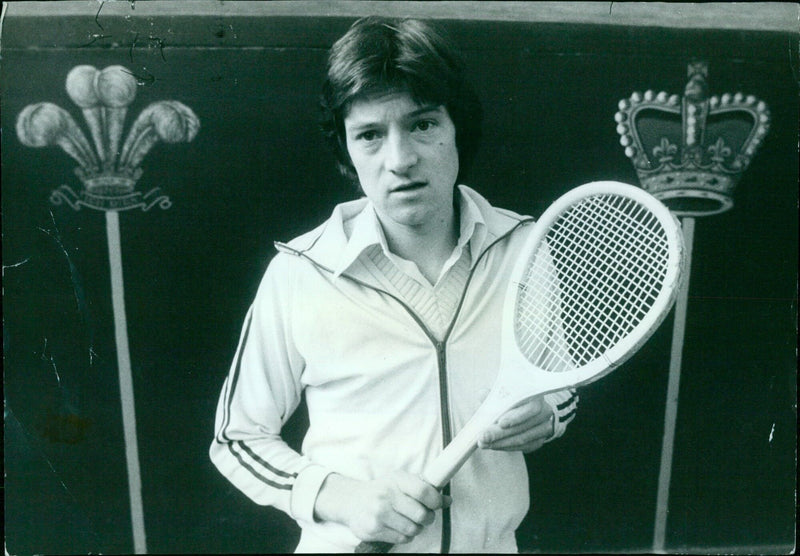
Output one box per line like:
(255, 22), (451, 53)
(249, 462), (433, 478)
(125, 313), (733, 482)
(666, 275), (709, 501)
(49, 351), (62, 389)
(789, 37), (800, 86)
(125, 29), (166, 87)
(81, 32), (113, 47)
(2, 257), (30, 272)
(769, 423), (775, 443)
(40, 338), (63, 391)
(122, 65), (156, 86)
(37, 211), (85, 316)
(8, 405), (72, 488)
(94, 0), (105, 31)
(5, 404), (100, 542)
(36, 213), (98, 362)
(82, 1), (113, 48)
(129, 30), (167, 63)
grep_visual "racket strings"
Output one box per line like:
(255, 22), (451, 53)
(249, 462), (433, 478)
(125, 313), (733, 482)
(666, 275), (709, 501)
(515, 194), (671, 370)
(560, 197), (667, 291)
(549, 196), (668, 362)
(553, 200), (666, 361)
(555, 199), (666, 327)
(556, 196), (669, 338)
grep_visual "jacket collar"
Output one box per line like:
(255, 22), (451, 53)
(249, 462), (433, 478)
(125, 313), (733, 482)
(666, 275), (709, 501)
(330, 189), (492, 278)
(275, 185), (531, 279)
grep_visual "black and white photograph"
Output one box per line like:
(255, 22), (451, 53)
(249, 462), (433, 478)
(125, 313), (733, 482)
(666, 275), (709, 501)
(2, 2), (797, 554)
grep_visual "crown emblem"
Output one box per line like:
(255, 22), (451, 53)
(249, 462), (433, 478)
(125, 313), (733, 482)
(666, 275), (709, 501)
(16, 64), (199, 211)
(615, 61), (770, 217)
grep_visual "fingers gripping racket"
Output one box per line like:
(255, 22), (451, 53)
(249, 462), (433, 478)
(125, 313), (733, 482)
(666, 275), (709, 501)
(355, 181), (685, 553)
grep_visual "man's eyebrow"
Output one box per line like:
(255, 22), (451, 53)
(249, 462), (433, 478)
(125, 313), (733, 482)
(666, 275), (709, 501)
(344, 119), (378, 133)
(406, 104), (444, 118)
(345, 104), (445, 132)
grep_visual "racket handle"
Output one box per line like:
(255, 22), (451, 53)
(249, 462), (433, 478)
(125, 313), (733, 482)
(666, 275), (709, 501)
(422, 401), (499, 488)
(351, 437), (480, 554)
(422, 436), (479, 488)
(352, 400), (504, 553)
(354, 540), (394, 553)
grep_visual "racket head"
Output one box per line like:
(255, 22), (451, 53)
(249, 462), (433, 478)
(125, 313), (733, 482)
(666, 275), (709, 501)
(499, 180), (685, 394)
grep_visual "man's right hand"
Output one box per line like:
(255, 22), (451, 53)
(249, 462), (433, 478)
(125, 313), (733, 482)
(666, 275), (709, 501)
(313, 471), (451, 545)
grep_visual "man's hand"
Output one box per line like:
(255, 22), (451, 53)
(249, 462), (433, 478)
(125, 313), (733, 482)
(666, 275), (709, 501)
(313, 471), (451, 545)
(478, 396), (554, 453)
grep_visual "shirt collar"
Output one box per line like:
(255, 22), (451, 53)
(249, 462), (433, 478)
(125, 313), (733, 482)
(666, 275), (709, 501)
(333, 186), (488, 278)
(458, 187), (489, 262)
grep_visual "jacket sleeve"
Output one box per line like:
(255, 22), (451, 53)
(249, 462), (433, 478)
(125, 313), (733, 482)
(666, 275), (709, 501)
(209, 254), (330, 525)
(543, 388), (579, 441)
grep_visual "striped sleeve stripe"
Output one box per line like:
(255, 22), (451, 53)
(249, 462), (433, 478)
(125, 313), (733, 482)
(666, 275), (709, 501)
(556, 392), (578, 411)
(559, 408), (577, 423)
(237, 441), (298, 479)
(215, 374), (233, 444)
(215, 307), (255, 444)
(215, 308), (299, 486)
(227, 442), (293, 491)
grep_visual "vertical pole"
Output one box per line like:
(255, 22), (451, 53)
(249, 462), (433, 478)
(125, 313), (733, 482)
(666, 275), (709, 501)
(106, 210), (148, 554)
(653, 216), (695, 553)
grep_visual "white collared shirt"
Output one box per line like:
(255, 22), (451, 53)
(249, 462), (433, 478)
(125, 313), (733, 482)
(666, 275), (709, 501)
(333, 188), (489, 339)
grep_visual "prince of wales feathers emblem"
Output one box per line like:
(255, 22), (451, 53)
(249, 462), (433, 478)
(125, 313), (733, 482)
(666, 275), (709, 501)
(15, 64), (200, 555)
(16, 64), (199, 211)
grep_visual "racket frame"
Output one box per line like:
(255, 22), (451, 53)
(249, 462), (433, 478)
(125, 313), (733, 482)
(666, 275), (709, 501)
(422, 181), (685, 488)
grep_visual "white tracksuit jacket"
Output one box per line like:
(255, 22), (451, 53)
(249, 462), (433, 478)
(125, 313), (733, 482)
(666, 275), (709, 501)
(210, 186), (578, 553)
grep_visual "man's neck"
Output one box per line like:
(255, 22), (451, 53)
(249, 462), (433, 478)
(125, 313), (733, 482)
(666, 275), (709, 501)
(382, 212), (459, 285)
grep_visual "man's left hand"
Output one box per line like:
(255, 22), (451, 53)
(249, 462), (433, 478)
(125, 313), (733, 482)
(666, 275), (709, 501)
(478, 396), (554, 453)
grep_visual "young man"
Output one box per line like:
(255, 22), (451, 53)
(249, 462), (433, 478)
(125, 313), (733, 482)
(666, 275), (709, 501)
(210, 17), (578, 553)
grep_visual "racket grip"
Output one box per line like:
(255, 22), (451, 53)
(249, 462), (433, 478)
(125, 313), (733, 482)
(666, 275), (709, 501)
(354, 540), (394, 553)
(352, 435), (482, 553)
(422, 402), (498, 487)
(353, 401), (502, 553)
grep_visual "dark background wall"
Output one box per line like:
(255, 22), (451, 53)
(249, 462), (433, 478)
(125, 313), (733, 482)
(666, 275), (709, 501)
(2, 2), (796, 554)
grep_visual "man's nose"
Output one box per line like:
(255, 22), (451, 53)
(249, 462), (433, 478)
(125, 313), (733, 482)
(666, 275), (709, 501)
(385, 132), (418, 174)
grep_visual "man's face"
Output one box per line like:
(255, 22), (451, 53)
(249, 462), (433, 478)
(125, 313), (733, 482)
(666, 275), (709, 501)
(344, 90), (460, 233)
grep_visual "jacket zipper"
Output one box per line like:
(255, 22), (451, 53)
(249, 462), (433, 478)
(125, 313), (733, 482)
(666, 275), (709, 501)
(276, 217), (532, 553)
(434, 341), (452, 554)
(434, 341), (453, 448)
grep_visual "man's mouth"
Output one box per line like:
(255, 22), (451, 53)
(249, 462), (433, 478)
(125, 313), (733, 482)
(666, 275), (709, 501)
(391, 181), (427, 193)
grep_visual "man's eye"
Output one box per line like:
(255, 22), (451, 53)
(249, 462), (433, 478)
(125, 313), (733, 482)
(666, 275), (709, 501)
(358, 130), (380, 142)
(415, 120), (436, 132)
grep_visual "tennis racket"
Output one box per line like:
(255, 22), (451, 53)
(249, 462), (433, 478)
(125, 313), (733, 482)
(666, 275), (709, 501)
(355, 181), (685, 553)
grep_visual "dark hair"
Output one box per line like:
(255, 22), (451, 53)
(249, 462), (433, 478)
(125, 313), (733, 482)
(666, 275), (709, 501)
(320, 16), (483, 185)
